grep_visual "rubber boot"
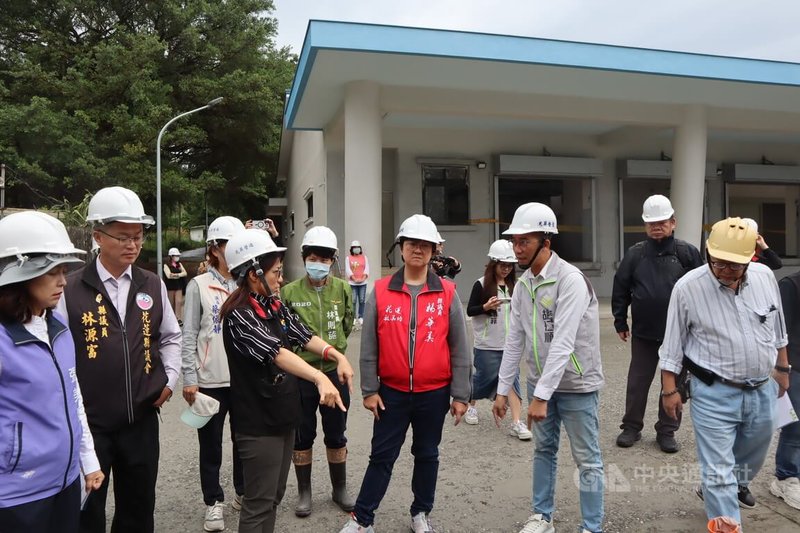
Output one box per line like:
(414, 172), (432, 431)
(292, 449), (313, 517)
(327, 447), (355, 512)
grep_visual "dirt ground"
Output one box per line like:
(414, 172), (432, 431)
(109, 300), (800, 532)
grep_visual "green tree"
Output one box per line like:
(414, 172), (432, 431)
(0, 0), (295, 225)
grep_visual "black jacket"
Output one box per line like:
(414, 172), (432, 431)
(779, 272), (800, 368)
(753, 248), (783, 270)
(612, 235), (703, 342)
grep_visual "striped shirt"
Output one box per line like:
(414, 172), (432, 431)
(659, 262), (788, 381)
(224, 292), (313, 364)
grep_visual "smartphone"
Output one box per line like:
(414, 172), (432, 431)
(497, 296), (512, 304)
(252, 218), (274, 231)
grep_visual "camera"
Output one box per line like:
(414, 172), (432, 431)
(252, 219), (273, 231)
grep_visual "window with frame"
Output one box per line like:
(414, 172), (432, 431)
(422, 164), (469, 225)
(497, 176), (594, 262)
(305, 193), (314, 220)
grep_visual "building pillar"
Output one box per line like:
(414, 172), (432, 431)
(671, 105), (707, 249)
(344, 81), (382, 289)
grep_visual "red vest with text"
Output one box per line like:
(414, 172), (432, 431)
(373, 269), (455, 393)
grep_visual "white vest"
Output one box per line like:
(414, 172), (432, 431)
(470, 277), (512, 351)
(192, 273), (233, 387)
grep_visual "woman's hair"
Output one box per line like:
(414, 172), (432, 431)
(220, 251), (283, 319)
(480, 260), (516, 303)
(301, 245), (336, 261)
(207, 241), (225, 270)
(0, 281), (36, 324)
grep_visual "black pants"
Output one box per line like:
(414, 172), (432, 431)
(198, 386), (244, 505)
(80, 410), (160, 533)
(236, 430), (295, 533)
(294, 368), (350, 451)
(0, 476), (81, 533)
(621, 336), (681, 436)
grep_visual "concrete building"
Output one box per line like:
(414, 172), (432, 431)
(276, 21), (800, 298)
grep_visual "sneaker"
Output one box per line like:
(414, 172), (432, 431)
(695, 484), (756, 509)
(771, 477), (800, 510)
(518, 514), (555, 533)
(358, 317), (363, 326)
(615, 427), (641, 448)
(339, 515), (375, 533)
(464, 406), (479, 425)
(411, 512), (437, 533)
(232, 493), (242, 511)
(203, 501), (224, 532)
(510, 420), (533, 440)
(656, 434), (680, 453)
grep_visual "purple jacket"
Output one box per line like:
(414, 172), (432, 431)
(0, 311), (82, 508)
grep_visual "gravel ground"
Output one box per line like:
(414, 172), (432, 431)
(107, 300), (800, 532)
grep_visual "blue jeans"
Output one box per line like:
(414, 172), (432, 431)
(471, 348), (521, 400)
(352, 384), (450, 526)
(351, 284), (367, 319)
(776, 370), (800, 480)
(527, 385), (604, 533)
(690, 376), (777, 523)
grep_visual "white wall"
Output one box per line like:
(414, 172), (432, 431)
(285, 124), (800, 300)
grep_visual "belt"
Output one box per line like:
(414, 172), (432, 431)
(682, 357), (770, 391)
(715, 376), (770, 391)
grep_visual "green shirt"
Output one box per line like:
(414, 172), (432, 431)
(280, 275), (354, 372)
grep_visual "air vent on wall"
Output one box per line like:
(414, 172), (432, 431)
(722, 163), (800, 183)
(617, 160), (719, 179)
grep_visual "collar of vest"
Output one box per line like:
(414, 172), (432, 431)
(81, 257), (149, 296)
(388, 266), (443, 292)
(3, 310), (68, 346)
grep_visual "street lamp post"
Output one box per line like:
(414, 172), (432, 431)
(156, 97), (223, 277)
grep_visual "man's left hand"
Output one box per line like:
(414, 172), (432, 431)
(153, 387), (173, 407)
(527, 397), (548, 425)
(773, 369), (790, 397)
(450, 401), (468, 425)
(336, 357), (355, 393)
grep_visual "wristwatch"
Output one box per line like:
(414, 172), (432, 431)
(774, 364), (792, 374)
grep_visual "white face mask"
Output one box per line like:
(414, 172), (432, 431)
(352, 247), (362, 254)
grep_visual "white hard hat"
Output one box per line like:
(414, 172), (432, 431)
(0, 211), (85, 287)
(302, 226), (338, 252)
(224, 228), (286, 275)
(436, 232), (445, 244)
(396, 214), (439, 244)
(350, 240), (361, 248)
(502, 203), (559, 235)
(168, 247), (180, 257)
(86, 187), (155, 226)
(741, 218), (758, 233)
(487, 240), (517, 262)
(641, 195), (674, 223)
(207, 216), (245, 243)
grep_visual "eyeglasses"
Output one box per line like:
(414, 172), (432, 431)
(403, 240), (432, 251)
(97, 229), (145, 246)
(497, 262), (515, 269)
(511, 238), (538, 248)
(709, 261), (746, 271)
(269, 268), (283, 277)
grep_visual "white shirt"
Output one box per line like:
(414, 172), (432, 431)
(659, 262), (788, 381)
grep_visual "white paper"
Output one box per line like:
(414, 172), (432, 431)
(775, 393), (798, 430)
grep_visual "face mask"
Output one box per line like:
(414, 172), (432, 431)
(352, 248), (361, 254)
(305, 261), (330, 281)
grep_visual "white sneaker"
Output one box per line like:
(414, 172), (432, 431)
(203, 501), (224, 532)
(519, 513), (555, 533)
(771, 477), (800, 510)
(339, 516), (375, 533)
(411, 512), (437, 533)
(510, 420), (533, 440)
(464, 406), (479, 425)
(231, 493), (242, 511)
(358, 317), (363, 325)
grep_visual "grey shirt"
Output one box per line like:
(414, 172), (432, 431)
(659, 262), (788, 381)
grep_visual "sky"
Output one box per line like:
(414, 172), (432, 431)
(273, 0), (800, 63)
